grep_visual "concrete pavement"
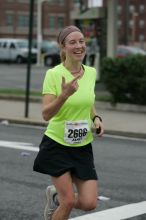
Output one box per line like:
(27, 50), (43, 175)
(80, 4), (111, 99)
(0, 99), (146, 138)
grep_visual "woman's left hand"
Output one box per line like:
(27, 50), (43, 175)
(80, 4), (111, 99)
(94, 117), (104, 137)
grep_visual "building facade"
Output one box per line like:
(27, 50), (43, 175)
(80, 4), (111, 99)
(0, 0), (74, 40)
(117, 0), (146, 48)
(0, 0), (146, 48)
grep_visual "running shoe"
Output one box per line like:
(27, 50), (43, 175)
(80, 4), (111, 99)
(44, 185), (58, 220)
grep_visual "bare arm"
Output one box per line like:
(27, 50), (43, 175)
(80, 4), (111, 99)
(42, 74), (81, 121)
(42, 93), (67, 121)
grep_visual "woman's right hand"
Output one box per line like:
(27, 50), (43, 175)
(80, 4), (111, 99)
(42, 75), (81, 121)
(61, 75), (80, 98)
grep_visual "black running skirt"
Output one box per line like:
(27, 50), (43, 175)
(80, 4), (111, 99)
(33, 135), (98, 180)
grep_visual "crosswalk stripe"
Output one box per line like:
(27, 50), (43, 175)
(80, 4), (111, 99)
(0, 140), (38, 152)
(69, 201), (146, 220)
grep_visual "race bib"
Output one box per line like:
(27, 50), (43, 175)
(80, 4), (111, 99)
(64, 120), (89, 144)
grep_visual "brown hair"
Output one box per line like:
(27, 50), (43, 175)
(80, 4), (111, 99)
(60, 47), (66, 62)
(57, 25), (81, 44)
(57, 25), (82, 62)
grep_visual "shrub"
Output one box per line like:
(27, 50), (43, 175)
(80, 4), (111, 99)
(101, 55), (146, 105)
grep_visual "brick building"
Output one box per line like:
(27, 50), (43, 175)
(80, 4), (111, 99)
(117, 0), (146, 48)
(0, 0), (74, 40)
(0, 0), (146, 48)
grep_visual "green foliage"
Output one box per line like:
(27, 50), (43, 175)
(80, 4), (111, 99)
(101, 55), (146, 105)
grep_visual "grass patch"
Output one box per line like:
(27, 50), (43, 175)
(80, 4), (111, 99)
(0, 88), (112, 102)
(0, 89), (41, 97)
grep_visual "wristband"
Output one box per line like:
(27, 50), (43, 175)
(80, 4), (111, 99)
(92, 115), (102, 123)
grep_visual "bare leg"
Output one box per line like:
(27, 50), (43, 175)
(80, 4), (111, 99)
(73, 178), (98, 211)
(51, 172), (75, 220)
(50, 174), (98, 219)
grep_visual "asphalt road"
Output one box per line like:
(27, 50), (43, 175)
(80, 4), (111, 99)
(0, 63), (48, 91)
(0, 63), (106, 92)
(0, 123), (146, 220)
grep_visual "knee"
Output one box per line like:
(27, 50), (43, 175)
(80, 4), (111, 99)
(61, 195), (75, 210)
(65, 198), (75, 210)
(79, 200), (97, 211)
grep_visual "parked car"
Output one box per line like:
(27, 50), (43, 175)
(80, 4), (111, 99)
(33, 40), (60, 66)
(44, 42), (60, 67)
(116, 45), (146, 58)
(0, 38), (38, 63)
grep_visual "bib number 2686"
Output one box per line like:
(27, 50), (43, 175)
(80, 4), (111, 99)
(64, 120), (89, 144)
(68, 128), (87, 139)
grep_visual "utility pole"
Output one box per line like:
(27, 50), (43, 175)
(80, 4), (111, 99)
(107, 0), (117, 57)
(36, 0), (43, 66)
(25, 0), (34, 118)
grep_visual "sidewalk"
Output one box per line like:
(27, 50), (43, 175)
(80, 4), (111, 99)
(0, 99), (146, 138)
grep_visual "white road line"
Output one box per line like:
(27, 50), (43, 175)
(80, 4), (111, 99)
(104, 134), (146, 142)
(1, 141), (146, 219)
(0, 140), (39, 152)
(70, 201), (146, 220)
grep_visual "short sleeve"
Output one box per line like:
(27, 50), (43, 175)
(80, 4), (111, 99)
(42, 69), (56, 95)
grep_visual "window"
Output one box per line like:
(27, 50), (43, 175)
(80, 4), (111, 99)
(47, 0), (64, 5)
(117, 5), (122, 14)
(10, 43), (16, 49)
(3, 42), (7, 48)
(58, 0), (64, 4)
(57, 17), (64, 28)
(129, 5), (135, 13)
(33, 15), (37, 27)
(74, 0), (80, 3)
(139, 34), (145, 41)
(49, 16), (56, 30)
(6, 14), (13, 26)
(117, 20), (122, 28)
(18, 15), (29, 27)
(17, 0), (29, 3)
(139, 20), (145, 28)
(129, 20), (134, 28)
(17, 0), (37, 3)
(139, 4), (145, 13)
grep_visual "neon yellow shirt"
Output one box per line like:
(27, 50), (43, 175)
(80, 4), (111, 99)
(43, 63), (96, 147)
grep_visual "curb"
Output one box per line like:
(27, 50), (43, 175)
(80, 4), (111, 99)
(95, 101), (146, 113)
(1, 96), (146, 113)
(0, 95), (41, 103)
(1, 116), (146, 139)
(0, 116), (46, 127)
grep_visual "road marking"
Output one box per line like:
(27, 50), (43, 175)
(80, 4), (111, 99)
(1, 122), (146, 142)
(98, 196), (110, 201)
(69, 201), (146, 220)
(1, 142), (145, 219)
(104, 134), (146, 142)
(0, 140), (39, 152)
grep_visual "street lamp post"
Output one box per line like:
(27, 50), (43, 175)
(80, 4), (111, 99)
(25, 0), (34, 118)
(107, 0), (118, 57)
(37, 0), (52, 65)
(36, 0), (43, 66)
